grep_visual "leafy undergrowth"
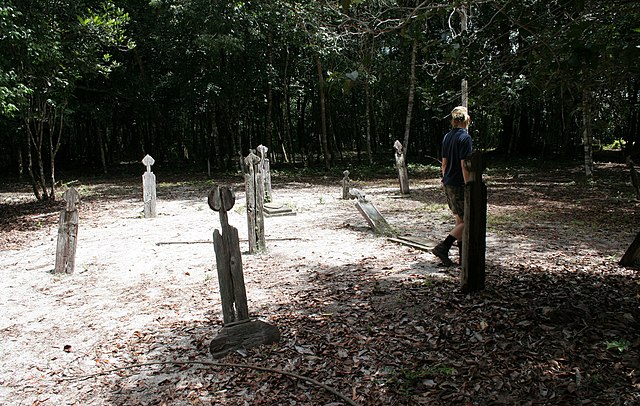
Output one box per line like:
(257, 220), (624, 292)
(1, 160), (639, 405)
(99, 263), (640, 405)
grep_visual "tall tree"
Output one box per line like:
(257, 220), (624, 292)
(0, 0), (131, 200)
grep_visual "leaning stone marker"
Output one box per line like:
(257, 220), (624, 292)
(54, 187), (80, 274)
(351, 188), (394, 236)
(208, 185), (280, 358)
(141, 154), (157, 218)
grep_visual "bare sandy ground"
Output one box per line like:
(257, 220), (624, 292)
(0, 178), (459, 405)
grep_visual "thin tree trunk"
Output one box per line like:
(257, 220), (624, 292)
(282, 47), (292, 164)
(315, 55), (331, 170)
(461, 6), (468, 108)
(211, 105), (221, 170)
(266, 32), (274, 157)
(365, 82), (373, 164)
(582, 88), (594, 178)
(402, 39), (418, 157)
(48, 103), (65, 201)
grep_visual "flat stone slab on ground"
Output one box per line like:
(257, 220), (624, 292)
(264, 202), (296, 217)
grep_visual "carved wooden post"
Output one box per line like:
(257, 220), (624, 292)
(257, 145), (273, 203)
(141, 154), (157, 218)
(208, 185), (280, 359)
(54, 187), (80, 274)
(394, 140), (410, 195)
(208, 186), (249, 323)
(461, 151), (487, 293)
(244, 151), (265, 253)
(342, 170), (351, 200)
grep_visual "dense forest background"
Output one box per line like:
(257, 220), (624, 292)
(1, 0), (639, 200)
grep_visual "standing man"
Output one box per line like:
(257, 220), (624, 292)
(432, 106), (472, 266)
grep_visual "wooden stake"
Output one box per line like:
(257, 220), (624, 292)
(54, 188), (80, 274)
(461, 151), (487, 293)
(141, 154), (157, 218)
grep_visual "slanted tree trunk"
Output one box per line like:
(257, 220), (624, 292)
(402, 39), (418, 157)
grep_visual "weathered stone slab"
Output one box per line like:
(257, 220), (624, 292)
(263, 202), (296, 217)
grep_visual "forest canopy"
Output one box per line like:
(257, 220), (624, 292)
(0, 0), (639, 199)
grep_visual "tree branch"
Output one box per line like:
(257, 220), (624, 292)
(68, 359), (360, 406)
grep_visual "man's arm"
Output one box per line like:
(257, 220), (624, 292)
(461, 159), (470, 184)
(441, 157), (448, 177)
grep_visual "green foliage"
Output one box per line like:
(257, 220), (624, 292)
(386, 364), (456, 395)
(605, 339), (630, 353)
(1, 0), (639, 177)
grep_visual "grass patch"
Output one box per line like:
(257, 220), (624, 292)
(386, 364), (456, 395)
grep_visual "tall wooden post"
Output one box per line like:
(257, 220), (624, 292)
(394, 140), (410, 195)
(257, 145), (273, 203)
(461, 151), (487, 293)
(245, 151), (265, 253)
(54, 187), (80, 274)
(141, 154), (157, 218)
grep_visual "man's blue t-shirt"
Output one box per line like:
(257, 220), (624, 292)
(441, 128), (472, 186)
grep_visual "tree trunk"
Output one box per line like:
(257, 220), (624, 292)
(282, 47), (292, 164)
(402, 39), (418, 158)
(582, 88), (594, 178)
(315, 55), (331, 170)
(266, 32), (274, 157)
(211, 106), (221, 170)
(47, 104), (65, 201)
(365, 81), (373, 164)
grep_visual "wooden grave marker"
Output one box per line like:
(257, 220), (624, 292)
(255, 145), (295, 217)
(244, 151), (266, 253)
(342, 170), (352, 200)
(54, 187), (80, 274)
(461, 151), (487, 294)
(207, 185), (280, 358)
(351, 188), (394, 236)
(256, 145), (273, 203)
(394, 140), (410, 196)
(141, 154), (157, 218)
